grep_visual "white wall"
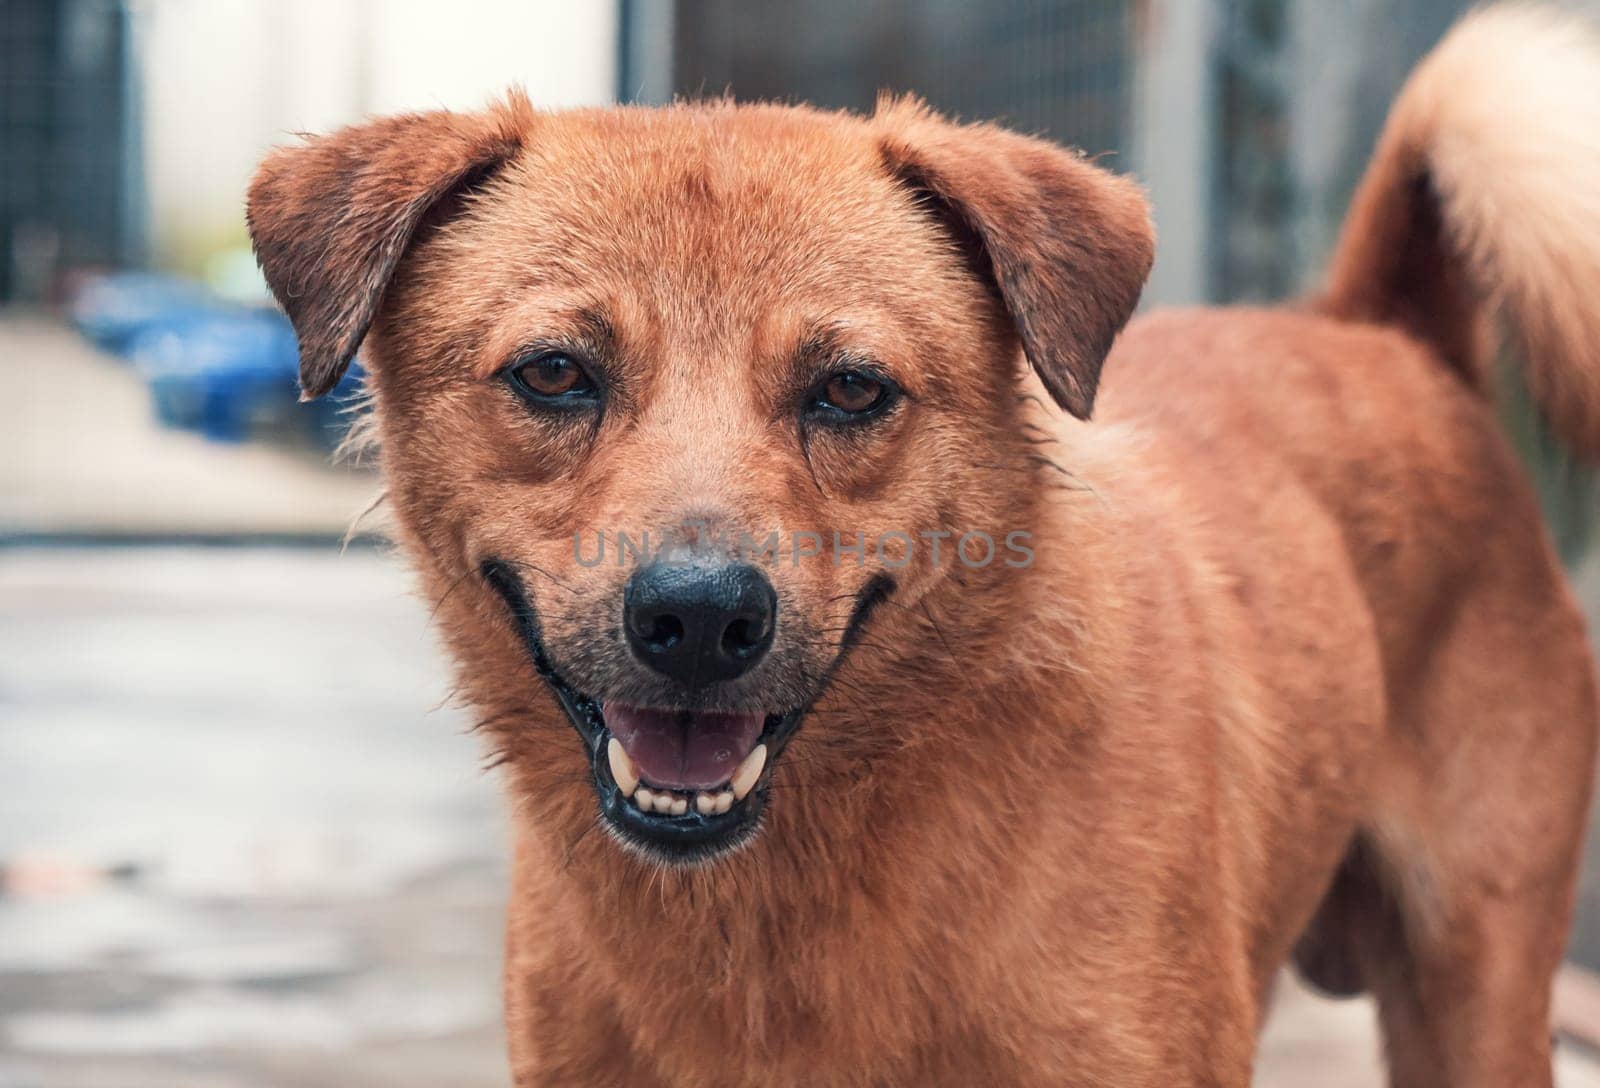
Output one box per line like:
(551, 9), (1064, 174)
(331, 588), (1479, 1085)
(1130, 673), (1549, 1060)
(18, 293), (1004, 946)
(137, 0), (617, 270)
(1129, 0), (1218, 308)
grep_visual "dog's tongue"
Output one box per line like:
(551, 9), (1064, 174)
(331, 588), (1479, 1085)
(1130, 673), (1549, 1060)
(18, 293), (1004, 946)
(604, 705), (765, 791)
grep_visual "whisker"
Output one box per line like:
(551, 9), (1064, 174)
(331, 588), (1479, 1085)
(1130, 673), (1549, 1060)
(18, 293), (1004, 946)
(500, 557), (581, 596)
(560, 818), (601, 872)
(428, 565), (478, 621)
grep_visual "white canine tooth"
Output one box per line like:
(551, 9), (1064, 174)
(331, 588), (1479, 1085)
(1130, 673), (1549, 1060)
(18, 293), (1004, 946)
(730, 744), (767, 801)
(652, 791), (676, 814)
(607, 738), (639, 796)
(634, 787), (656, 811)
(714, 791), (734, 815)
(669, 797), (688, 817)
(695, 792), (716, 816)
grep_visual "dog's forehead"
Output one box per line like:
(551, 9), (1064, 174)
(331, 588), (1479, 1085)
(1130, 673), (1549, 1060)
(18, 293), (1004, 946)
(521, 105), (900, 230)
(460, 106), (942, 322)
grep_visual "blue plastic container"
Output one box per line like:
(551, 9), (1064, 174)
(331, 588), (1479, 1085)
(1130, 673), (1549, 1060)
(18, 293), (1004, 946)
(127, 309), (300, 442)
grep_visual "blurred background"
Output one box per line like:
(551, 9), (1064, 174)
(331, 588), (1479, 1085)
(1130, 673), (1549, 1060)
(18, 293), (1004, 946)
(2, 1), (1598, 1085)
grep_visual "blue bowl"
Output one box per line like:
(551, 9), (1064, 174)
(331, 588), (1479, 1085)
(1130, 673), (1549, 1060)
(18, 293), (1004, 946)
(70, 273), (217, 356)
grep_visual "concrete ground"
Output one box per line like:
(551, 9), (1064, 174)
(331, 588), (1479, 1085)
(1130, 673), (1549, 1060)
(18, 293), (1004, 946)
(4, 316), (1600, 1084)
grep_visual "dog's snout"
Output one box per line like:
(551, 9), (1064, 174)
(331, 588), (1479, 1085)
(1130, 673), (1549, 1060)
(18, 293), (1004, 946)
(623, 561), (776, 690)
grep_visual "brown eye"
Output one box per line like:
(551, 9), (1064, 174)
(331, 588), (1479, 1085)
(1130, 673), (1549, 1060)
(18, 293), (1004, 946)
(505, 351), (598, 407)
(812, 370), (896, 420)
(520, 354), (581, 395)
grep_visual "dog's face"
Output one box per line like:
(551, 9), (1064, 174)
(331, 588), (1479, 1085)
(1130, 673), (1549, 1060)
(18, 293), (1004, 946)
(248, 96), (1151, 864)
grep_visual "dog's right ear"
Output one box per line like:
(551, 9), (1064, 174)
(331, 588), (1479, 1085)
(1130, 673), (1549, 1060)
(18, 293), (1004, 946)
(247, 94), (533, 398)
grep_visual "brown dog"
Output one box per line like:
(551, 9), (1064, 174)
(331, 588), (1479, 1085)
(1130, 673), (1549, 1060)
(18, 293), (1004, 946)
(247, 6), (1600, 1085)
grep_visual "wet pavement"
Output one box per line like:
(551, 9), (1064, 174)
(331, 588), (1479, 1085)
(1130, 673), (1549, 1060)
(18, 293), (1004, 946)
(0, 547), (507, 1087)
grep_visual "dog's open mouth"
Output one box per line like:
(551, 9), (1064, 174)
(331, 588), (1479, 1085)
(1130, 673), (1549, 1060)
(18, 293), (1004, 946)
(597, 703), (792, 857)
(604, 706), (769, 814)
(532, 663), (797, 862)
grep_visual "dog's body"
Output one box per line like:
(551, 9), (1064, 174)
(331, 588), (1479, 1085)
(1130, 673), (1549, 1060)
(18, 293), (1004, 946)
(249, 7), (1600, 1085)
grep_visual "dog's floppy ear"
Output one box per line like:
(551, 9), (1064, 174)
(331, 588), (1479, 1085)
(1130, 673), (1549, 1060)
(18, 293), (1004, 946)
(246, 94), (533, 398)
(874, 98), (1154, 419)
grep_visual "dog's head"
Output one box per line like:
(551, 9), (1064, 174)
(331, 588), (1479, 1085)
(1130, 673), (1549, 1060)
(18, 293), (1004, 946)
(248, 94), (1151, 865)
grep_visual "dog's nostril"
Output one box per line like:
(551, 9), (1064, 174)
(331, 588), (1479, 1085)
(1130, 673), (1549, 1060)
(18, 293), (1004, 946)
(722, 617), (763, 659)
(644, 613), (684, 652)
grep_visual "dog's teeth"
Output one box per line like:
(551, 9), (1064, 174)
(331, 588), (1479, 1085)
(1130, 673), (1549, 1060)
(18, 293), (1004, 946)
(607, 738), (639, 795)
(624, 754), (757, 816)
(730, 744), (767, 801)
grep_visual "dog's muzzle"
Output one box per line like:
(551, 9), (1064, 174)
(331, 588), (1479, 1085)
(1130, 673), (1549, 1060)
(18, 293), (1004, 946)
(480, 558), (892, 865)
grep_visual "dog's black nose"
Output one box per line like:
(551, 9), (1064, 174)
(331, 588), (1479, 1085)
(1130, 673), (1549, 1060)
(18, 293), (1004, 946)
(623, 561), (776, 690)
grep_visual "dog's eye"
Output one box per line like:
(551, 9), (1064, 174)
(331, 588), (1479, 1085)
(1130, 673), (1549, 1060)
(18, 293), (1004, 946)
(505, 352), (597, 406)
(810, 370), (896, 420)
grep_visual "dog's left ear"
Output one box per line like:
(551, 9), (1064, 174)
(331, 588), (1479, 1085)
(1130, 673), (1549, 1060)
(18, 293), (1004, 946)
(875, 99), (1154, 419)
(247, 93), (533, 398)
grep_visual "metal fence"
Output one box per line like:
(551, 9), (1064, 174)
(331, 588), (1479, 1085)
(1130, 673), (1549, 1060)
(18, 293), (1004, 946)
(660, 0), (1133, 159)
(1, 0), (140, 303)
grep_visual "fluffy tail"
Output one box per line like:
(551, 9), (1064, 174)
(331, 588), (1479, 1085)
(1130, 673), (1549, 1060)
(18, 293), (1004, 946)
(1319, 3), (1600, 458)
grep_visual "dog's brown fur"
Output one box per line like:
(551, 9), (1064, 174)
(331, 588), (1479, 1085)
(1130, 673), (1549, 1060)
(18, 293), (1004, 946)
(248, 7), (1600, 1085)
